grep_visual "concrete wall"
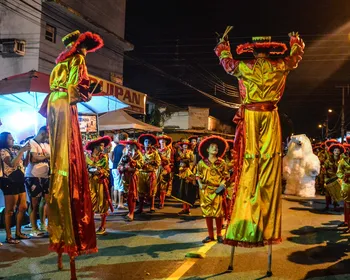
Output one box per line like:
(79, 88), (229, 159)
(56, 0), (126, 38)
(163, 111), (189, 130)
(38, 2), (125, 80)
(0, 0), (42, 79)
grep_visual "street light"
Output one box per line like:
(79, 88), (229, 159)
(328, 109), (333, 113)
(318, 124), (324, 139)
(326, 109), (333, 139)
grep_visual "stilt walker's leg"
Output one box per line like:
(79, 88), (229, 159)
(267, 244), (272, 277)
(70, 256), (77, 280)
(227, 246), (235, 271)
(57, 252), (63, 270)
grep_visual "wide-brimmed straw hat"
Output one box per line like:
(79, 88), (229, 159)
(56, 30), (104, 63)
(179, 139), (192, 148)
(85, 136), (111, 151)
(325, 139), (339, 149)
(157, 135), (172, 147)
(198, 135), (228, 159)
(120, 139), (141, 150)
(328, 143), (345, 154)
(138, 134), (157, 146)
(236, 36), (288, 55)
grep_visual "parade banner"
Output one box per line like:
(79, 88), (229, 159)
(89, 75), (147, 114)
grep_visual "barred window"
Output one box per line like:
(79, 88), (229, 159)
(45, 24), (56, 43)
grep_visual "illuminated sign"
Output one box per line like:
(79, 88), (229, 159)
(89, 75), (147, 114)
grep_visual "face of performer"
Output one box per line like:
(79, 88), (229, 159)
(79, 47), (87, 56)
(207, 143), (218, 156)
(159, 139), (166, 149)
(144, 138), (150, 148)
(180, 161), (186, 168)
(191, 139), (197, 146)
(182, 144), (188, 150)
(333, 148), (341, 157)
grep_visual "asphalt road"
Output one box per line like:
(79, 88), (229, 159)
(0, 195), (349, 280)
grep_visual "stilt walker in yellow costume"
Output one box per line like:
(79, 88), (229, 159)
(85, 136), (114, 235)
(214, 26), (304, 275)
(39, 30), (103, 280)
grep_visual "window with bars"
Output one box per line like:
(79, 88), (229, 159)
(45, 24), (56, 43)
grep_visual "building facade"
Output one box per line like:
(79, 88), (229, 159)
(0, 0), (132, 81)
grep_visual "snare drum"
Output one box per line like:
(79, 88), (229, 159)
(325, 177), (343, 202)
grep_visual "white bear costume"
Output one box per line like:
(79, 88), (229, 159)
(283, 134), (320, 197)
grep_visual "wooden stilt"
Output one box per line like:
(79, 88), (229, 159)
(266, 244), (272, 277)
(227, 246), (235, 272)
(70, 256), (77, 280)
(57, 252), (63, 270)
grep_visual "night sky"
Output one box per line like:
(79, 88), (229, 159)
(124, 0), (350, 140)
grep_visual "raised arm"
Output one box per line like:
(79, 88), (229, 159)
(214, 40), (240, 76)
(284, 32), (305, 70)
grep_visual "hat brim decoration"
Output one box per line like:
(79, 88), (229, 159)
(236, 42), (288, 55)
(325, 139), (339, 148)
(85, 135), (111, 151)
(157, 135), (173, 147)
(179, 140), (192, 148)
(56, 31), (104, 63)
(120, 139), (141, 150)
(138, 134), (158, 147)
(343, 144), (350, 152)
(328, 143), (345, 154)
(198, 135), (228, 159)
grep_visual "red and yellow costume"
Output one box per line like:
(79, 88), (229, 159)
(137, 134), (161, 213)
(85, 137), (113, 218)
(197, 136), (228, 243)
(117, 140), (144, 221)
(215, 32), (305, 247)
(337, 146), (350, 231)
(40, 30), (103, 256)
(322, 143), (344, 210)
(157, 135), (173, 208)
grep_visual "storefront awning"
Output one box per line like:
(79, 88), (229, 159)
(0, 70), (147, 114)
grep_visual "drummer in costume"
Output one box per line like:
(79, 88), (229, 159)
(117, 139), (144, 221)
(174, 158), (197, 215)
(176, 139), (195, 171)
(337, 144), (350, 232)
(137, 134), (161, 213)
(38, 30), (103, 277)
(156, 135), (173, 209)
(197, 136), (228, 243)
(322, 140), (342, 211)
(85, 136), (114, 235)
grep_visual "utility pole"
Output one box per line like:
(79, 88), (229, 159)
(335, 85), (348, 143)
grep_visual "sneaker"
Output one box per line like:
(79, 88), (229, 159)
(202, 236), (215, 243)
(40, 224), (48, 232)
(30, 230), (45, 238)
(217, 236), (224, 243)
(96, 227), (106, 235)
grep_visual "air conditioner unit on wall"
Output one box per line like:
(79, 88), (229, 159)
(0, 39), (26, 57)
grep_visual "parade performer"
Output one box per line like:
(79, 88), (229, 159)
(189, 135), (200, 165)
(283, 134), (320, 197)
(214, 27), (304, 274)
(173, 159), (197, 215)
(38, 30), (103, 279)
(117, 139), (143, 221)
(337, 144), (350, 232)
(85, 136), (114, 235)
(157, 135), (173, 209)
(137, 134), (161, 213)
(176, 139), (195, 171)
(322, 142), (344, 211)
(196, 136), (228, 243)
